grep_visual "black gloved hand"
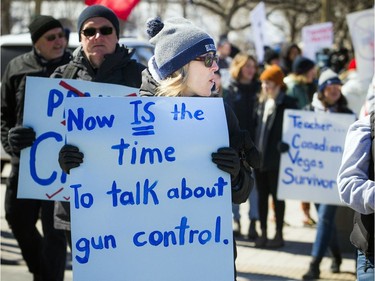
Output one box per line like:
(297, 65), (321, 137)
(277, 142), (290, 153)
(230, 130), (260, 169)
(8, 126), (36, 152)
(211, 147), (240, 179)
(58, 144), (84, 174)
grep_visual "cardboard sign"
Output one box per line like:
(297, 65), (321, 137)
(19, 77), (138, 201)
(65, 96), (234, 281)
(277, 109), (356, 205)
(346, 8), (374, 81)
(250, 1), (267, 63)
(302, 22), (333, 61)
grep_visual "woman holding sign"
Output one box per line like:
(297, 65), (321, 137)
(59, 16), (258, 280)
(302, 68), (354, 280)
(140, 17), (258, 280)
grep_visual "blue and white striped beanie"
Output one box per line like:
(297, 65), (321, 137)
(146, 17), (216, 80)
(318, 68), (342, 92)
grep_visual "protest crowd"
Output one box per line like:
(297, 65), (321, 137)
(1, 2), (374, 281)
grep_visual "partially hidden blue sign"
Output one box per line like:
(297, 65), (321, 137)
(19, 77), (138, 201)
(277, 109), (356, 205)
(64, 96), (234, 280)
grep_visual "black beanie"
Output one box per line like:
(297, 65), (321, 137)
(263, 49), (279, 64)
(77, 5), (119, 41)
(292, 56), (315, 75)
(28, 15), (63, 43)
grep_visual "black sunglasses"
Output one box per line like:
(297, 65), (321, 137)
(194, 53), (219, 67)
(81, 26), (113, 38)
(45, 32), (65, 42)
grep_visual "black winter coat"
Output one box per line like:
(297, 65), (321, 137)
(224, 78), (260, 139)
(1, 49), (72, 161)
(254, 91), (298, 172)
(54, 45), (146, 231)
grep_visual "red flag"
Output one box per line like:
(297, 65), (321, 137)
(85, 0), (140, 21)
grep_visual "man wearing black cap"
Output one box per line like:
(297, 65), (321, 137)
(52, 5), (145, 246)
(1, 15), (71, 281)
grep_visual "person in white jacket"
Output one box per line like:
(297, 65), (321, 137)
(338, 115), (374, 214)
(337, 111), (374, 280)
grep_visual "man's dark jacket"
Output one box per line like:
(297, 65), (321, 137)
(53, 45), (146, 230)
(1, 50), (71, 161)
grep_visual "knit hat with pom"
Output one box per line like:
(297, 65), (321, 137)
(259, 65), (285, 87)
(146, 17), (216, 79)
(318, 68), (342, 92)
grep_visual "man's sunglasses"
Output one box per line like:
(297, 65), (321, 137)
(81, 26), (113, 38)
(194, 53), (219, 67)
(45, 32), (65, 42)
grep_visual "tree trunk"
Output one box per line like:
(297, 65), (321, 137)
(1, 0), (11, 34)
(35, 0), (42, 16)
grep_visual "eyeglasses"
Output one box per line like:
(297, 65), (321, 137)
(194, 53), (219, 67)
(45, 32), (65, 42)
(81, 26), (113, 38)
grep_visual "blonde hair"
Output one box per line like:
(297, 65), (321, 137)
(288, 73), (309, 84)
(229, 53), (257, 81)
(156, 64), (190, 97)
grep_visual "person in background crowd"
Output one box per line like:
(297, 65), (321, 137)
(327, 47), (350, 75)
(1, 15), (71, 281)
(337, 109), (374, 281)
(217, 35), (233, 89)
(229, 42), (241, 59)
(253, 65), (298, 248)
(341, 58), (370, 117)
(263, 48), (280, 69)
(279, 42), (302, 76)
(224, 53), (261, 240)
(284, 55), (318, 227)
(285, 56), (317, 108)
(54, 4), (146, 247)
(302, 68), (354, 280)
(211, 69), (224, 97)
(217, 35), (233, 69)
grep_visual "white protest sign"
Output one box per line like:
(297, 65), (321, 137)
(302, 22), (333, 61)
(277, 109), (356, 205)
(65, 96), (234, 281)
(346, 8), (374, 81)
(19, 77), (138, 201)
(250, 1), (267, 63)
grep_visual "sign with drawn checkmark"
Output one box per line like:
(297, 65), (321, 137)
(19, 77), (138, 201)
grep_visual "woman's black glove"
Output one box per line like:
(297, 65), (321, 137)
(230, 130), (260, 169)
(277, 142), (290, 153)
(58, 144), (84, 174)
(8, 126), (36, 152)
(211, 147), (240, 180)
